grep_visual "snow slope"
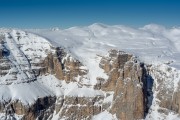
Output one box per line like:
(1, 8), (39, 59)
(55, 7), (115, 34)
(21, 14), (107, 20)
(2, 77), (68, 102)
(92, 110), (118, 120)
(0, 30), (103, 106)
(0, 30), (54, 84)
(28, 23), (180, 72)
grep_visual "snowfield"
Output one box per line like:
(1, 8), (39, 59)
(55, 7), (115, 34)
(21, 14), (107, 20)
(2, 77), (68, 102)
(27, 23), (180, 69)
(1, 23), (180, 119)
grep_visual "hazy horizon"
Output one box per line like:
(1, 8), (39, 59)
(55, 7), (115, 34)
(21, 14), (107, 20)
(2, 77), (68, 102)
(0, 0), (180, 29)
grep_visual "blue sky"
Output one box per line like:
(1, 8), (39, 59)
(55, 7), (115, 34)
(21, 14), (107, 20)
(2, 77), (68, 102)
(0, 0), (179, 28)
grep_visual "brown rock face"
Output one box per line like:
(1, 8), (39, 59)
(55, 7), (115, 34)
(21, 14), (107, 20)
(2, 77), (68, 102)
(58, 96), (103, 120)
(172, 91), (180, 113)
(98, 50), (148, 120)
(41, 47), (88, 83)
(0, 45), (91, 120)
(0, 96), (56, 120)
(0, 48), (152, 120)
(0, 95), (104, 120)
(148, 65), (180, 116)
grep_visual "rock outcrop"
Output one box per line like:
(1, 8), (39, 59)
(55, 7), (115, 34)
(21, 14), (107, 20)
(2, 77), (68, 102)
(41, 47), (88, 83)
(0, 97), (56, 120)
(1, 45), (151, 120)
(0, 31), (100, 119)
(56, 96), (103, 120)
(98, 50), (148, 120)
(0, 42), (150, 120)
(146, 64), (180, 119)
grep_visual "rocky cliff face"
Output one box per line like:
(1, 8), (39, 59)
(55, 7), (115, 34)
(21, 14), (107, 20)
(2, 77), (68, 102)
(146, 65), (180, 119)
(41, 47), (88, 83)
(0, 97), (56, 120)
(97, 50), (148, 120)
(0, 30), (103, 120)
(1, 30), (180, 120)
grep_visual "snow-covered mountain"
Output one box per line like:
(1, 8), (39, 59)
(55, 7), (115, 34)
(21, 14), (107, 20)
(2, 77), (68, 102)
(0, 24), (180, 120)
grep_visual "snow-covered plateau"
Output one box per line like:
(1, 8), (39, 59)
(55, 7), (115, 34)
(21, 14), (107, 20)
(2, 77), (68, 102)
(0, 23), (180, 120)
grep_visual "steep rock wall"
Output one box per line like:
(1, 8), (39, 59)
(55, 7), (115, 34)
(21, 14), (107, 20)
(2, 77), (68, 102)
(98, 50), (148, 120)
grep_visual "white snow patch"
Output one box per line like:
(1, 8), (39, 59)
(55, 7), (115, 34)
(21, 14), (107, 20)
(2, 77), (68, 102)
(92, 110), (118, 120)
(67, 87), (104, 97)
(103, 92), (114, 103)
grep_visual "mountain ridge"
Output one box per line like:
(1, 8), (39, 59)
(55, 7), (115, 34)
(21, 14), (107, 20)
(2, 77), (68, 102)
(1, 24), (180, 119)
